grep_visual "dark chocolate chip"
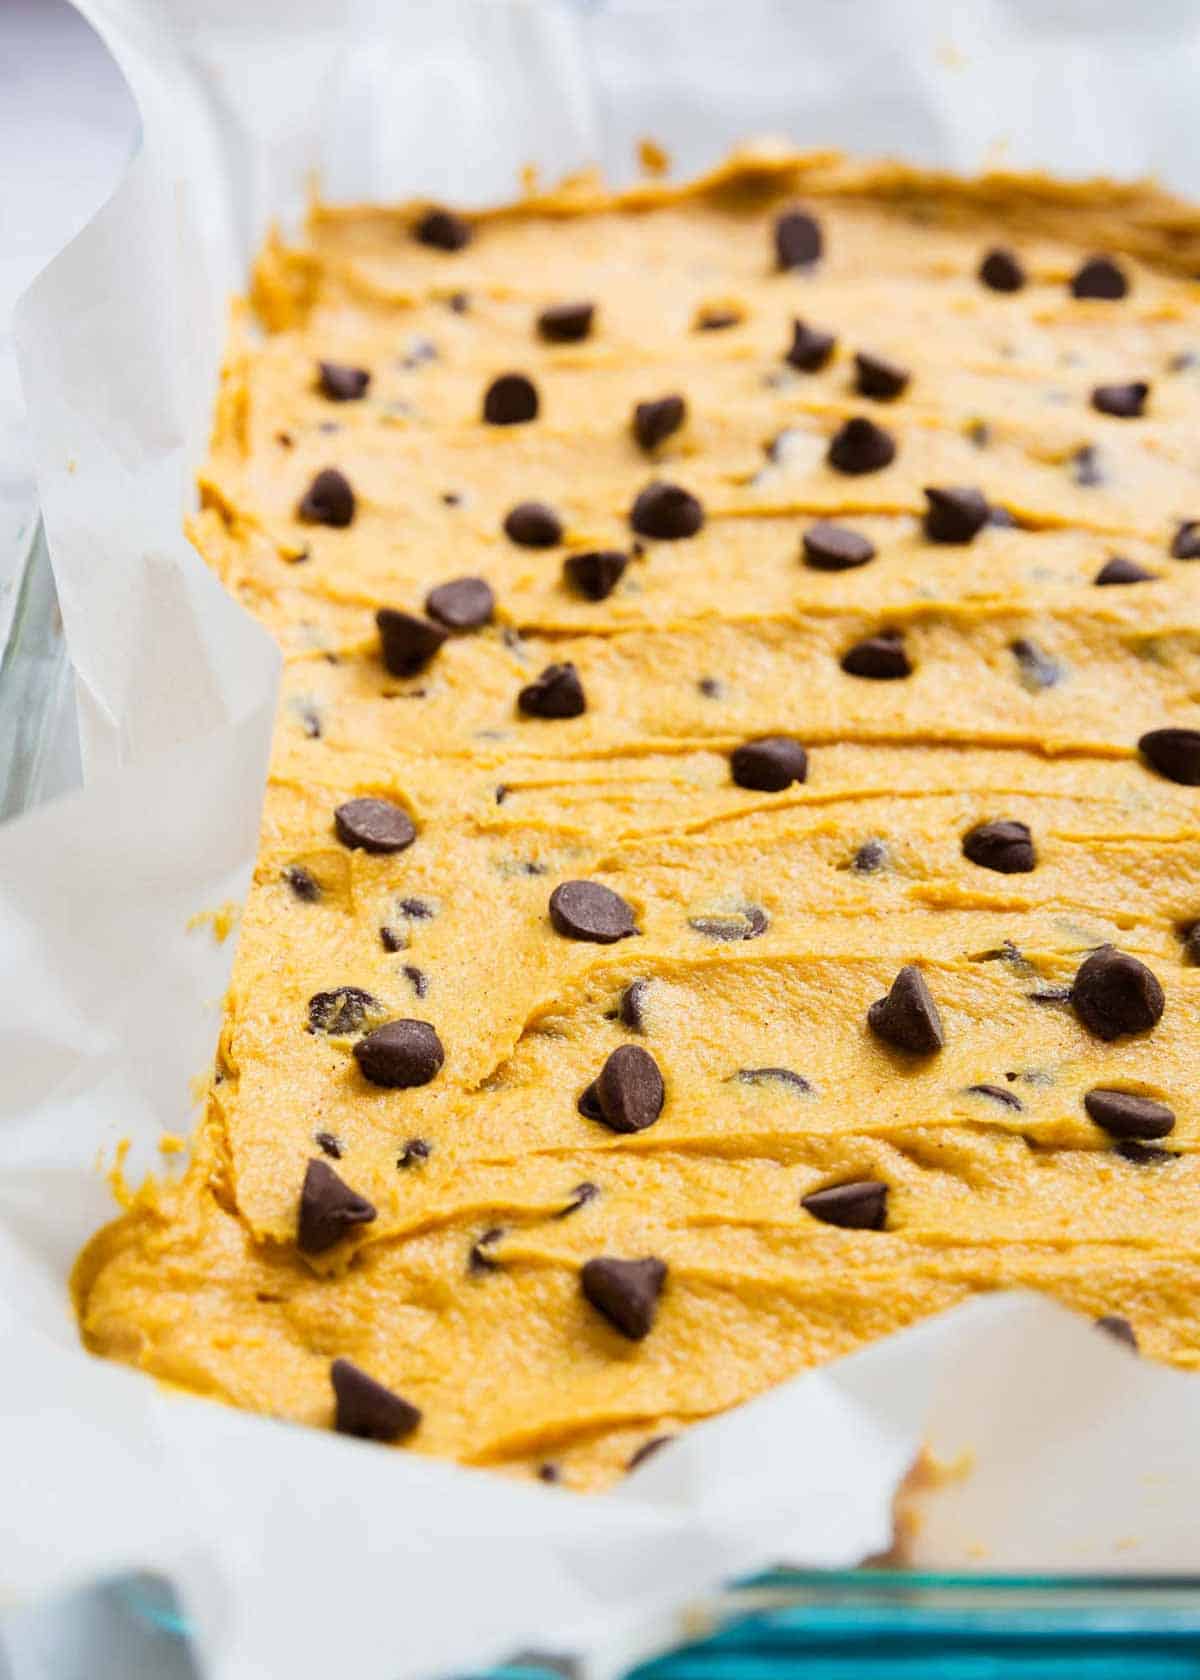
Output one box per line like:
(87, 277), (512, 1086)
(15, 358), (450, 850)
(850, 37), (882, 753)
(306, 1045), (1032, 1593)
(402, 964), (428, 999)
(697, 676), (722, 698)
(979, 247), (1026, 292)
(518, 662), (586, 719)
(1139, 727), (1200, 785)
(730, 735), (808, 792)
(425, 576), (494, 630)
(315, 1130), (343, 1158)
(504, 500), (562, 547)
(307, 986), (380, 1035)
(1071, 945), (1164, 1041)
(786, 320), (836, 372)
(380, 926), (405, 952)
(298, 1158), (376, 1254)
(414, 207), (471, 251)
(696, 308), (740, 331)
(1071, 255), (1128, 300)
(1011, 638), (1061, 690)
(774, 210), (823, 269)
(627, 1435), (671, 1471)
(283, 864), (321, 902)
(962, 819), (1035, 874)
(688, 905), (769, 940)
(868, 965), (944, 1054)
(469, 1227), (504, 1273)
(564, 549), (628, 600)
(1070, 446), (1107, 491)
(968, 420), (991, 449)
(1095, 1315), (1138, 1353)
(854, 351), (910, 401)
(537, 1463), (560, 1483)
(1115, 1140), (1179, 1165)
(633, 394), (686, 452)
(802, 521), (876, 570)
(298, 468), (355, 528)
(924, 485), (989, 544)
(448, 291), (470, 313)
(1170, 521), (1200, 559)
(581, 1045), (665, 1134)
(299, 705), (322, 740)
(398, 897), (434, 919)
(376, 608), (448, 676)
(732, 1067), (812, 1093)
(556, 1182), (598, 1219)
(1084, 1087), (1175, 1140)
(331, 1358), (421, 1441)
(1092, 381), (1148, 419)
(580, 1256), (666, 1340)
(549, 880), (637, 944)
(334, 797), (416, 854)
(354, 1018), (445, 1088)
(483, 373), (539, 425)
(967, 1083), (1023, 1111)
(618, 979), (649, 1032)
(397, 1138), (431, 1169)
(1182, 921), (1200, 965)
(841, 631), (911, 680)
(318, 362), (370, 402)
(827, 417), (896, 475)
(1095, 556), (1154, 585)
(630, 481), (704, 540)
(802, 1180), (888, 1231)
(853, 838), (888, 874)
(537, 301), (594, 343)
(1028, 986), (1072, 1006)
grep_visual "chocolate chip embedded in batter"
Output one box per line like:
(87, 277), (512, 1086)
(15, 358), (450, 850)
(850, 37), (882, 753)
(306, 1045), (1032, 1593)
(841, 631), (911, 680)
(618, 979), (650, 1032)
(1084, 1088), (1175, 1140)
(785, 320), (837, 372)
(979, 247), (1026, 292)
(924, 485), (989, 544)
(334, 797), (416, 854)
(966, 1083), (1024, 1111)
(697, 676), (722, 698)
(802, 522), (876, 571)
(852, 838), (888, 874)
(402, 964), (429, 999)
(632, 394), (687, 452)
(425, 576), (495, 630)
(354, 1018), (445, 1088)
(537, 301), (594, 343)
(298, 467), (355, 528)
(1095, 1315), (1139, 1353)
(730, 735), (808, 792)
(854, 351), (910, 401)
(1095, 556), (1155, 585)
(1171, 521), (1200, 559)
(317, 361), (371, 402)
(627, 1435), (671, 1471)
(868, 965), (944, 1054)
(397, 1137), (431, 1169)
(537, 1463), (560, 1483)
(1071, 255), (1128, 300)
(518, 662), (586, 719)
(1011, 638), (1061, 691)
(774, 209), (823, 269)
(689, 905), (769, 941)
(732, 1067), (812, 1093)
(556, 1181), (599, 1219)
(581, 1045), (665, 1134)
(563, 549), (628, 600)
(801, 1180), (888, 1231)
(827, 417), (896, 475)
(376, 608), (448, 677)
(483, 373), (539, 425)
(549, 880), (637, 944)
(962, 819), (1036, 874)
(1071, 945), (1164, 1041)
(283, 864), (321, 902)
(580, 1256), (667, 1340)
(695, 307), (741, 331)
(1072, 445), (1106, 488)
(1028, 986), (1072, 1006)
(1139, 727), (1200, 785)
(1182, 922), (1200, 966)
(469, 1227), (504, 1273)
(331, 1358), (422, 1441)
(630, 481), (704, 540)
(315, 1130), (343, 1158)
(1092, 381), (1149, 419)
(1116, 1139), (1179, 1165)
(414, 206), (471, 251)
(504, 501), (563, 548)
(307, 987), (381, 1035)
(298, 1159), (377, 1254)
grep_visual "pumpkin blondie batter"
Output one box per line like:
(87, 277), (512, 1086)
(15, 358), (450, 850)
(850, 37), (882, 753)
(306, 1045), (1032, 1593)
(74, 146), (1200, 1490)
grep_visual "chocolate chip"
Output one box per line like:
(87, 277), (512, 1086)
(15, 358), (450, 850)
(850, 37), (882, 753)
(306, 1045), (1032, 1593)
(580, 1256), (666, 1340)
(564, 549), (628, 600)
(618, 979), (649, 1032)
(504, 501), (562, 547)
(785, 320), (836, 372)
(968, 420), (991, 449)
(425, 576), (494, 630)
(633, 394), (686, 452)
(556, 1182), (598, 1218)
(1170, 521), (1200, 559)
(448, 290), (470, 313)
(730, 735), (808, 791)
(549, 880), (637, 943)
(537, 1463), (560, 1483)
(1095, 556), (1154, 585)
(334, 797), (416, 854)
(315, 1130), (343, 1158)
(402, 964), (428, 999)
(376, 608), (448, 676)
(1071, 945), (1164, 1040)
(962, 819), (1035, 874)
(519, 662), (586, 719)
(1115, 1140), (1179, 1165)
(967, 1083), (1023, 1110)
(298, 705), (322, 740)
(841, 631), (910, 680)
(354, 1019), (445, 1088)
(483, 373), (539, 425)
(732, 1067), (811, 1093)
(1028, 986), (1072, 1006)
(1071, 256), (1128, 300)
(1011, 638), (1061, 691)
(630, 481), (704, 540)
(827, 417), (896, 475)
(1139, 727), (1200, 785)
(469, 1227), (504, 1273)
(1095, 1315), (1138, 1353)
(868, 965), (944, 1054)
(318, 362), (370, 402)
(537, 301), (594, 343)
(698, 676), (722, 698)
(298, 468), (355, 528)
(380, 926), (405, 952)
(628, 1435), (671, 1471)
(331, 1358), (421, 1441)
(1084, 1088), (1175, 1140)
(774, 210), (822, 269)
(853, 838), (888, 874)
(399, 897), (434, 920)
(696, 308), (740, 331)
(307, 987), (380, 1035)
(1182, 922), (1200, 965)
(283, 864), (321, 902)
(580, 1045), (664, 1133)
(414, 207), (471, 251)
(803, 522), (875, 570)
(854, 352), (910, 401)
(979, 247), (1026, 292)
(298, 1159), (376, 1254)
(397, 1138), (431, 1169)
(924, 485), (989, 544)
(801, 1180), (888, 1230)
(1092, 381), (1148, 419)
(689, 905), (768, 940)
(1072, 445), (1106, 488)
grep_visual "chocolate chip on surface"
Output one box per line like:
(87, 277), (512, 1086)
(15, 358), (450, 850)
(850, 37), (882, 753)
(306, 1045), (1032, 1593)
(854, 351), (910, 401)
(581, 1044), (665, 1134)
(1140, 728), (1200, 785)
(354, 1019), (445, 1088)
(827, 416), (896, 475)
(518, 662), (586, 718)
(376, 608), (448, 676)
(334, 797), (416, 854)
(315, 1130), (343, 1158)
(307, 987), (381, 1035)
(318, 362), (371, 402)
(1171, 521), (1200, 559)
(688, 904), (768, 941)
(633, 394), (687, 451)
(298, 1159), (376, 1254)
(696, 307), (740, 331)
(549, 880), (637, 943)
(397, 1137), (431, 1169)
(331, 1358), (421, 1441)
(556, 1181), (599, 1218)
(868, 965), (944, 1054)
(537, 1463), (560, 1483)
(483, 373), (539, 425)
(774, 209), (822, 268)
(1095, 556), (1154, 585)
(1084, 1088), (1175, 1140)
(730, 735), (808, 791)
(618, 979), (650, 1032)
(564, 549), (628, 600)
(414, 206), (471, 250)
(628, 1435), (671, 1471)
(1011, 637), (1061, 691)
(1071, 255), (1128, 300)
(802, 522), (876, 570)
(424, 576), (494, 631)
(298, 467), (355, 527)
(1072, 445), (1106, 488)
(1092, 381), (1149, 418)
(581, 1256), (667, 1340)
(962, 819), (1036, 874)
(537, 301), (594, 343)
(283, 864), (321, 902)
(841, 631), (911, 680)
(1116, 1140), (1179, 1165)
(852, 838), (888, 874)
(967, 1083), (1023, 1110)
(630, 481), (704, 539)
(504, 501), (563, 547)
(1071, 945), (1164, 1040)
(402, 964), (428, 999)
(924, 485), (989, 543)
(469, 1227), (504, 1273)
(1095, 1315), (1139, 1353)
(802, 1180), (888, 1230)
(979, 247), (1026, 292)
(786, 320), (837, 372)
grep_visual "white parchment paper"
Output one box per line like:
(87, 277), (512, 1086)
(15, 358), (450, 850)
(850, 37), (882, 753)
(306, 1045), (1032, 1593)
(7, 3), (1200, 1676)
